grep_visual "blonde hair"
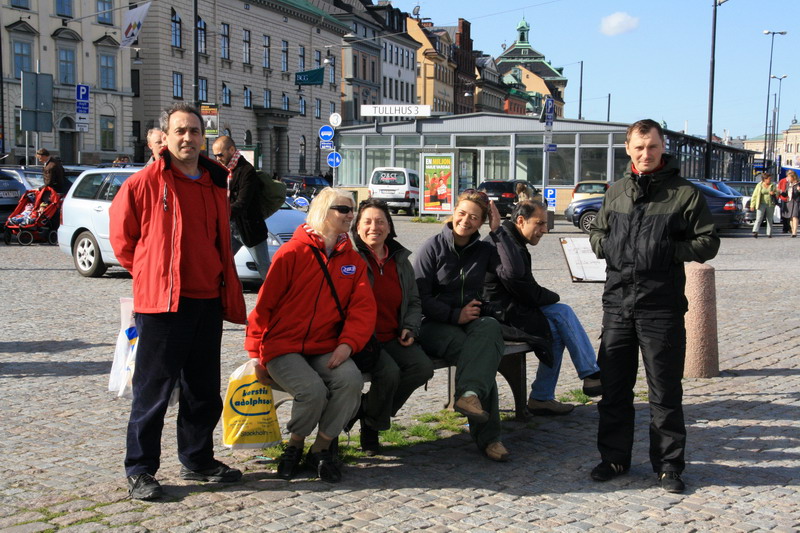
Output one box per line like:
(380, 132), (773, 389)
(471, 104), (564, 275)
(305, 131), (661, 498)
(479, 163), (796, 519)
(787, 170), (798, 182)
(306, 187), (355, 233)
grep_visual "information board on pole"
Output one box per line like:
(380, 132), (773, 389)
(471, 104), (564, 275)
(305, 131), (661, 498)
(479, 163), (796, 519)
(420, 153), (455, 216)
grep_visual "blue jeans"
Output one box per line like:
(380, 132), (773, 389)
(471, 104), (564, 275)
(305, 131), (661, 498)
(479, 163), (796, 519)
(530, 303), (600, 401)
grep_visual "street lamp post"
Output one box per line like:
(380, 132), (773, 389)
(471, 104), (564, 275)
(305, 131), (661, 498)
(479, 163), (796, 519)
(705, 0), (729, 181)
(762, 30), (787, 173)
(771, 74), (787, 170)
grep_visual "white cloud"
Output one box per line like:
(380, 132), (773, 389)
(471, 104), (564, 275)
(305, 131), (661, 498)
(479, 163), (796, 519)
(600, 12), (639, 36)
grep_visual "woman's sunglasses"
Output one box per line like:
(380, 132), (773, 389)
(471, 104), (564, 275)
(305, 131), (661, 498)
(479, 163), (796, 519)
(330, 205), (354, 214)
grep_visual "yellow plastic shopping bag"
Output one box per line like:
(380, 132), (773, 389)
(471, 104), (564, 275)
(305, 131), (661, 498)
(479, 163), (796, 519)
(222, 359), (282, 449)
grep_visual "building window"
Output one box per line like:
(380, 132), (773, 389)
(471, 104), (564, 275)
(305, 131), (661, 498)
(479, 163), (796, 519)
(244, 86), (252, 108)
(131, 69), (140, 97)
(172, 72), (183, 99)
(242, 29), (251, 64)
(299, 96), (306, 116)
(11, 0), (30, 7)
(328, 57), (336, 83)
(315, 98), (321, 119)
(314, 50), (321, 68)
(58, 47), (76, 85)
(100, 115), (115, 150)
(222, 83), (231, 106)
(171, 9), (182, 48)
(13, 41), (32, 79)
(220, 23), (230, 60)
(281, 41), (288, 71)
(371, 61), (375, 83)
(97, 0), (112, 24)
(263, 89), (271, 108)
(99, 53), (116, 90)
(198, 77), (208, 102)
(262, 35), (270, 68)
(56, 0), (73, 17)
(282, 93), (289, 110)
(299, 136), (306, 172)
(352, 55), (358, 79)
(382, 76), (386, 98)
(196, 17), (207, 54)
(383, 42), (387, 61)
(362, 57), (367, 81)
(299, 45), (305, 71)
(330, 102), (335, 116)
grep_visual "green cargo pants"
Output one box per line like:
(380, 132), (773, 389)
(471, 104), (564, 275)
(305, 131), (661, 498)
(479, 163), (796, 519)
(419, 317), (505, 450)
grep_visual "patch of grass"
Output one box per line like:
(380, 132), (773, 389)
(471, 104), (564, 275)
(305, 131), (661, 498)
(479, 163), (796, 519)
(414, 409), (465, 433)
(557, 388), (592, 405)
(634, 389), (649, 401)
(381, 423), (410, 446)
(411, 216), (439, 223)
(407, 423), (438, 440)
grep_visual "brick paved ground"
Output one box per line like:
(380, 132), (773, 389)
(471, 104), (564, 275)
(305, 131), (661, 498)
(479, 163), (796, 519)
(1, 219), (798, 532)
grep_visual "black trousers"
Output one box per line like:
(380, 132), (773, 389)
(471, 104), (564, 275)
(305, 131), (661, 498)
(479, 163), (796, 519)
(125, 297), (223, 477)
(596, 312), (686, 474)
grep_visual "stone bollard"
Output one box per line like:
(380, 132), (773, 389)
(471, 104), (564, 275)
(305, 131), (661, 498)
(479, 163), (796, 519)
(684, 262), (719, 378)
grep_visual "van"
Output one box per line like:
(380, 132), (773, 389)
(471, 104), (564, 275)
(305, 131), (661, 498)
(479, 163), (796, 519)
(368, 167), (420, 215)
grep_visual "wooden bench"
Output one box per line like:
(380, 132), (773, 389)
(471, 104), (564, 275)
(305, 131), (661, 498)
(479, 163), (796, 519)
(270, 341), (533, 420)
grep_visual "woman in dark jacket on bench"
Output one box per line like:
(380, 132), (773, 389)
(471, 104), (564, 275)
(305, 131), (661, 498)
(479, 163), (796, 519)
(413, 189), (523, 462)
(349, 198), (434, 456)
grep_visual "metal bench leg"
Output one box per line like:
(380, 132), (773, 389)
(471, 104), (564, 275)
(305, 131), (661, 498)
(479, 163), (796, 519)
(445, 366), (456, 410)
(497, 351), (528, 419)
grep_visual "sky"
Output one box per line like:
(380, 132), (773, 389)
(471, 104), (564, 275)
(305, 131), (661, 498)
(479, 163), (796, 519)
(393, 0), (799, 140)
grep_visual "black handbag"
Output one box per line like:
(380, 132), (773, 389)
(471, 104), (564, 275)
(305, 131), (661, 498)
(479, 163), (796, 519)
(310, 246), (380, 372)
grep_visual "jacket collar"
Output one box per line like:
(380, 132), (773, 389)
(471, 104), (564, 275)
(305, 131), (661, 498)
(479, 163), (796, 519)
(442, 221), (481, 251)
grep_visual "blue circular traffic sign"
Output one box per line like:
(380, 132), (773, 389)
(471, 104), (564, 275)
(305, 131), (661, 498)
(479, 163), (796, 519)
(319, 125), (335, 141)
(327, 151), (342, 168)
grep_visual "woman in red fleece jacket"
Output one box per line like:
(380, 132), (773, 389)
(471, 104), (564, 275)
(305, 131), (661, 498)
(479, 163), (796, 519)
(245, 188), (375, 483)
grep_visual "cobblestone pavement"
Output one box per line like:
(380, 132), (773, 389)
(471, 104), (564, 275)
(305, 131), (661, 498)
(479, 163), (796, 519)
(1, 219), (798, 532)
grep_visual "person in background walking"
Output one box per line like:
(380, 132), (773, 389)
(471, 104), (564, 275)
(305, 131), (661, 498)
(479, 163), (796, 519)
(145, 127), (164, 165)
(750, 172), (778, 238)
(110, 103), (246, 501)
(780, 170), (800, 237)
(515, 182), (532, 203)
(36, 148), (66, 195)
(212, 136), (271, 280)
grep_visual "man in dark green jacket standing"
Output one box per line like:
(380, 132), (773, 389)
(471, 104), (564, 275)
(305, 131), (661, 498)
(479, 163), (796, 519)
(588, 119), (719, 494)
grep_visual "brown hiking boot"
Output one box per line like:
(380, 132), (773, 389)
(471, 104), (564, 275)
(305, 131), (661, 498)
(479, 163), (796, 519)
(484, 441), (510, 462)
(454, 395), (489, 423)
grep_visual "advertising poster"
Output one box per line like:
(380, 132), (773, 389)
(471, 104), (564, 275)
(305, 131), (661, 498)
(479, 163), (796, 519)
(421, 153), (454, 215)
(201, 104), (219, 138)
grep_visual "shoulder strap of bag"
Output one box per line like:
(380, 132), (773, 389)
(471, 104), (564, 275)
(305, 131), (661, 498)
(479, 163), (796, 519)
(310, 246), (346, 321)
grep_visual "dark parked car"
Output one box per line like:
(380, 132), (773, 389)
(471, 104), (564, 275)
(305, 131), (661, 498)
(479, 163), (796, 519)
(477, 179), (542, 217)
(565, 181), (744, 234)
(281, 175), (329, 198)
(0, 171), (28, 225)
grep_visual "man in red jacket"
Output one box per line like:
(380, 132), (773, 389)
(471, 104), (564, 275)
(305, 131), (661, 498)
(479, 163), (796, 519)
(110, 103), (246, 501)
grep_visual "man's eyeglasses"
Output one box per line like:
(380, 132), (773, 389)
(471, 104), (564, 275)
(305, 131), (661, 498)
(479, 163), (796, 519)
(462, 188), (489, 202)
(330, 205), (354, 214)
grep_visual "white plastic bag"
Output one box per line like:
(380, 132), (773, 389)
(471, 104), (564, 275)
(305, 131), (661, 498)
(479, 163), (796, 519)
(110, 296), (178, 406)
(109, 297), (135, 393)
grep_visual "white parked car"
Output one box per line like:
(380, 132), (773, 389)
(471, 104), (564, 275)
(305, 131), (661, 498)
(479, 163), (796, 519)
(57, 168), (305, 282)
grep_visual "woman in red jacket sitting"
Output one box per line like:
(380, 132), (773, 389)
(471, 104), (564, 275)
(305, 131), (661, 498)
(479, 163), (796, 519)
(245, 188), (376, 483)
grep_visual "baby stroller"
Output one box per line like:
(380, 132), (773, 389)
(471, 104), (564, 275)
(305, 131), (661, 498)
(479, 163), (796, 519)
(3, 186), (61, 245)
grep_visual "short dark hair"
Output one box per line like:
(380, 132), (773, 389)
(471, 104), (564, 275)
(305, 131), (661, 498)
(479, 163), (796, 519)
(511, 199), (546, 221)
(159, 103), (205, 137)
(352, 198), (397, 241)
(36, 148), (49, 156)
(626, 119), (665, 144)
(214, 135), (235, 150)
